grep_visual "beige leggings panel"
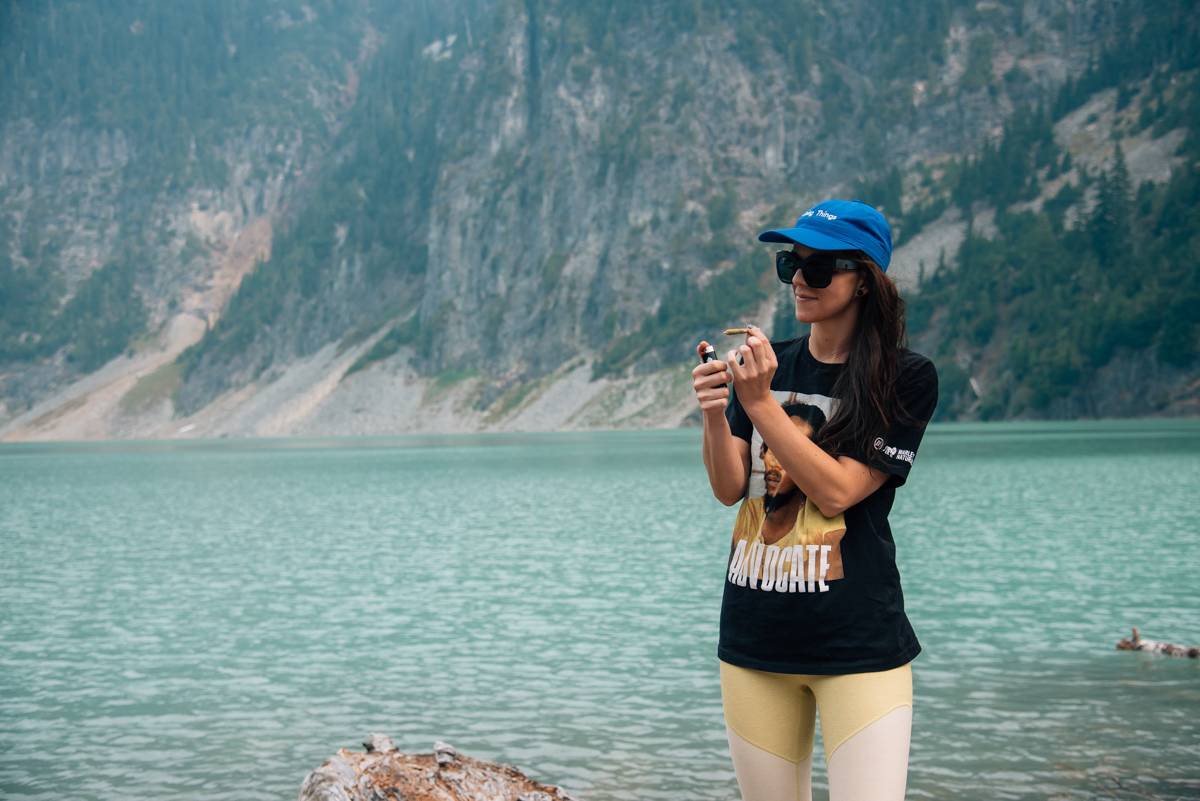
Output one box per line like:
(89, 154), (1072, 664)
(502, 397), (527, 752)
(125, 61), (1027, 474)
(726, 725), (815, 801)
(726, 708), (912, 801)
(719, 660), (912, 763)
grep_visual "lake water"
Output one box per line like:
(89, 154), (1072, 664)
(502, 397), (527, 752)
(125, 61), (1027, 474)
(1, 422), (1199, 801)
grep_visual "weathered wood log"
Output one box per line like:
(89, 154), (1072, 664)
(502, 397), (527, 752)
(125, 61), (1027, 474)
(298, 735), (579, 801)
(1116, 627), (1199, 658)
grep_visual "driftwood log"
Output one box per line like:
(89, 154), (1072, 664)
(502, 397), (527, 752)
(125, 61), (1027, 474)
(298, 735), (579, 801)
(1116, 627), (1199, 658)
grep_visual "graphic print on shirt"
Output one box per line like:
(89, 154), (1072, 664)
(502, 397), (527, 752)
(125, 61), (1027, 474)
(727, 390), (847, 594)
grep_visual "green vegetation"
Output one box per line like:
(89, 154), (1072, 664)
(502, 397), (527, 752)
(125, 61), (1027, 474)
(907, 2), (1200, 418)
(0, 0), (363, 377)
(0, 229), (146, 370)
(180, 234), (210, 267)
(855, 166), (948, 245)
(343, 315), (422, 377)
(953, 102), (1057, 209)
(432, 367), (478, 389)
(7, 0), (1196, 416)
(854, 0), (1198, 248)
(858, 100), (1065, 251)
(911, 74), (1200, 418)
(596, 102), (655, 185)
(485, 378), (544, 420)
(594, 249), (770, 377)
(856, 168), (904, 219)
(960, 34), (994, 92)
(119, 361), (183, 414)
(49, 247), (149, 371)
(542, 252), (570, 286)
(0, 215), (63, 361)
(422, 367), (478, 405)
(0, 0), (360, 185)
(1050, 2), (1200, 124)
(175, 0), (1196, 402)
(529, 0), (962, 375)
(170, 0), (963, 381)
(706, 182), (738, 232)
(178, 6), (457, 378)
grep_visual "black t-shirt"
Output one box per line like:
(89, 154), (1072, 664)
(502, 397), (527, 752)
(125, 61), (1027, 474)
(719, 335), (938, 675)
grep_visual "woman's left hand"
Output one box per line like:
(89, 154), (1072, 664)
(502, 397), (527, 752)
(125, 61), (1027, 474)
(727, 325), (777, 407)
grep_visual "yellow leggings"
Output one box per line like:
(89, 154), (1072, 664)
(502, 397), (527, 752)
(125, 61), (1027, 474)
(720, 661), (913, 801)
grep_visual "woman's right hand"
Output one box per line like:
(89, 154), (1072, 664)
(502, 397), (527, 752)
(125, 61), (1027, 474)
(692, 342), (733, 415)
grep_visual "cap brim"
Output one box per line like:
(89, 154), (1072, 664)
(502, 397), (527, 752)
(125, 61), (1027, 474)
(758, 227), (859, 252)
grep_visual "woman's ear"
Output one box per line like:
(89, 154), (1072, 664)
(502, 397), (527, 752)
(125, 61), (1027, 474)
(855, 283), (868, 297)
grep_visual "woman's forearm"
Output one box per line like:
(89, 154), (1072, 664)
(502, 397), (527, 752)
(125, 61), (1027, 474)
(740, 397), (874, 517)
(702, 411), (749, 506)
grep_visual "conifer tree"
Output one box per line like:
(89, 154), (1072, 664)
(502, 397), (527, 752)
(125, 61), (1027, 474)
(1090, 144), (1132, 267)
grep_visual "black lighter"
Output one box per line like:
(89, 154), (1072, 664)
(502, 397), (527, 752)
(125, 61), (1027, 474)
(700, 342), (727, 389)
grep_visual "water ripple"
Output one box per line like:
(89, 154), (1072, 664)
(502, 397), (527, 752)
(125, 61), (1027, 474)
(1, 424), (1198, 800)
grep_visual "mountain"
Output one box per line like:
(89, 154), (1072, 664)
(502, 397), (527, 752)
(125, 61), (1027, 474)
(1, 0), (1197, 441)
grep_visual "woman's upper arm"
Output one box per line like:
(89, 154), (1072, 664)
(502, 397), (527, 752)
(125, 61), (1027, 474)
(737, 436), (752, 482)
(822, 455), (890, 516)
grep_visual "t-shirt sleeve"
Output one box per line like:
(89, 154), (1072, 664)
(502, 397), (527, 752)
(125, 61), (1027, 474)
(843, 354), (939, 487)
(725, 383), (753, 443)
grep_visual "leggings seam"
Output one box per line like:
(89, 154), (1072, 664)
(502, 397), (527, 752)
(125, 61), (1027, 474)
(727, 717), (814, 765)
(822, 701), (912, 764)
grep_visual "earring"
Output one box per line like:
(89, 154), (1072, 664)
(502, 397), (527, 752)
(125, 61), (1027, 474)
(855, 288), (866, 297)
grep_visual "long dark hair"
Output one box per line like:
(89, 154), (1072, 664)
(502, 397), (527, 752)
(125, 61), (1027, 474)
(810, 253), (916, 464)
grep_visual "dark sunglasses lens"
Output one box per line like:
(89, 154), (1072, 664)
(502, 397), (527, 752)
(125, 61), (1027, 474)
(776, 252), (798, 284)
(777, 252), (840, 288)
(800, 260), (835, 288)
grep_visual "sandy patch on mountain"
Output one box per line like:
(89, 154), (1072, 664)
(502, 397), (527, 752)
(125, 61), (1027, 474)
(0, 218), (272, 442)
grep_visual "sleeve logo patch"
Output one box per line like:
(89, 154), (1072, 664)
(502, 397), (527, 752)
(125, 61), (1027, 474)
(875, 438), (915, 464)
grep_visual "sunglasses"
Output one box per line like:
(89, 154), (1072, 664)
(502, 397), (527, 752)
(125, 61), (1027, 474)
(775, 251), (860, 288)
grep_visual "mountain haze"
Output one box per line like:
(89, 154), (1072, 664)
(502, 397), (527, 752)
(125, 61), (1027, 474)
(1, 0), (1198, 440)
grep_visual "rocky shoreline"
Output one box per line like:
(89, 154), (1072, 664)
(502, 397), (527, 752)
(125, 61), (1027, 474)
(299, 735), (579, 801)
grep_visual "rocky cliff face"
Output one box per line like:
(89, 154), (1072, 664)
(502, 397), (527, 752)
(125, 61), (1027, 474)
(0, 0), (382, 433)
(0, 116), (319, 414)
(172, 0), (1092, 400)
(358, 0), (1101, 386)
(1, 0), (1195, 441)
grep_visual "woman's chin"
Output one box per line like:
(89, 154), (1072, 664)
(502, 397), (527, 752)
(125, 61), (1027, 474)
(792, 298), (825, 322)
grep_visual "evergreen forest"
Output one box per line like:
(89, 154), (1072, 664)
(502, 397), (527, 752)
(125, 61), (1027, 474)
(1, 0), (1199, 423)
(908, 7), (1200, 418)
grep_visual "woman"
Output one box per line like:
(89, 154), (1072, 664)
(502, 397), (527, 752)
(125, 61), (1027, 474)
(691, 199), (938, 801)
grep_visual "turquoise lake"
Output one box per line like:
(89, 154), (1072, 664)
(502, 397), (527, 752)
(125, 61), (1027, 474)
(2, 421), (1199, 800)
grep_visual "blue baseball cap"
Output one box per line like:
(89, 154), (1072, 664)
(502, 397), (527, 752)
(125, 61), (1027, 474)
(758, 199), (893, 272)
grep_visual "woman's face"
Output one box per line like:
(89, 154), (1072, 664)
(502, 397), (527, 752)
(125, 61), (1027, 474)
(789, 244), (867, 325)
